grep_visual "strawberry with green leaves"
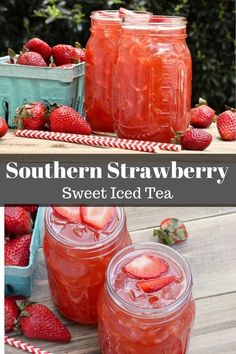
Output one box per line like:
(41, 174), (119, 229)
(173, 128), (213, 151)
(181, 129), (212, 150)
(190, 98), (216, 128)
(154, 218), (188, 245)
(49, 105), (91, 135)
(217, 108), (236, 141)
(5, 234), (32, 266)
(14, 102), (47, 130)
(5, 207), (32, 236)
(16, 301), (71, 342)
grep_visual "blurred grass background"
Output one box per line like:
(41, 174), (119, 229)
(0, 0), (235, 112)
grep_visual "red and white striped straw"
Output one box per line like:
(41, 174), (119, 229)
(4, 336), (53, 354)
(15, 130), (181, 153)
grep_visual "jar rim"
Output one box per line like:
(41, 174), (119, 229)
(123, 15), (187, 30)
(106, 242), (193, 319)
(91, 10), (153, 22)
(91, 10), (121, 22)
(45, 206), (125, 250)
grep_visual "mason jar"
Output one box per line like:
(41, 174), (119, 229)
(43, 206), (132, 324)
(98, 242), (195, 353)
(85, 10), (152, 134)
(113, 16), (192, 143)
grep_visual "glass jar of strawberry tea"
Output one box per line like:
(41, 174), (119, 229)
(43, 206), (131, 324)
(98, 242), (195, 353)
(85, 10), (152, 134)
(113, 16), (192, 143)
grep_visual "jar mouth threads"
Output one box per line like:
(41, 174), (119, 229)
(122, 15), (187, 34)
(91, 10), (121, 23)
(45, 206), (125, 251)
(106, 242), (193, 320)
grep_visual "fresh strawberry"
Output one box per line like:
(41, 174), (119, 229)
(5, 234), (32, 266)
(21, 205), (38, 218)
(180, 129), (212, 150)
(75, 48), (85, 62)
(52, 44), (78, 66)
(123, 255), (168, 280)
(5, 298), (20, 332)
(137, 276), (176, 293)
(75, 42), (85, 62)
(17, 51), (47, 67)
(81, 207), (115, 230)
(17, 302), (71, 342)
(14, 102), (47, 130)
(49, 105), (92, 135)
(52, 206), (81, 223)
(154, 218), (188, 245)
(217, 108), (236, 141)
(0, 117), (8, 138)
(190, 98), (215, 128)
(24, 38), (51, 62)
(5, 207), (32, 235)
(7, 205), (38, 219)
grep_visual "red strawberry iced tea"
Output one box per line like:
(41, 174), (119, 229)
(85, 10), (152, 134)
(113, 16), (192, 142)
(85, 11), (122, 133)
(98, 242), (195, 353)
(43, 206), (131, 324)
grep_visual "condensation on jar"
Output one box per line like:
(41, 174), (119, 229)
(43, 206), (131, 325)
(113, 16), (192, 143)
(98, 242), (196, 354)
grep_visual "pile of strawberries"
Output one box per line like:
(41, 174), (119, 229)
(14, 101), (92, 134)
(4, 205), (38, 267)
(175, 98), (236, 151)
(7, 37), (85, 68)
(4, 205), (72, 342)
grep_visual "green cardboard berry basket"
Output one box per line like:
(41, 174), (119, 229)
(0, 56), (84, 127)
(5, 207), (43, 297)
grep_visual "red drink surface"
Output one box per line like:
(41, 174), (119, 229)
(113, 18), (192, 143)
(98, 244), (195, 353)
(43, 207), (131, 324)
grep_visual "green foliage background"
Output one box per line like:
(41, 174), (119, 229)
(0, 0), (235, 112)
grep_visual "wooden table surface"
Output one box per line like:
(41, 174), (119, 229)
(1, 125), (235, 154)
(5, 206), (236, 354)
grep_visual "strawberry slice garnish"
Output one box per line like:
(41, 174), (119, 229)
(123, 255), (168, 279)
(137, 276), (176, 293)
(52, 206), (81, 223)
(81, 207), (115, 230)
